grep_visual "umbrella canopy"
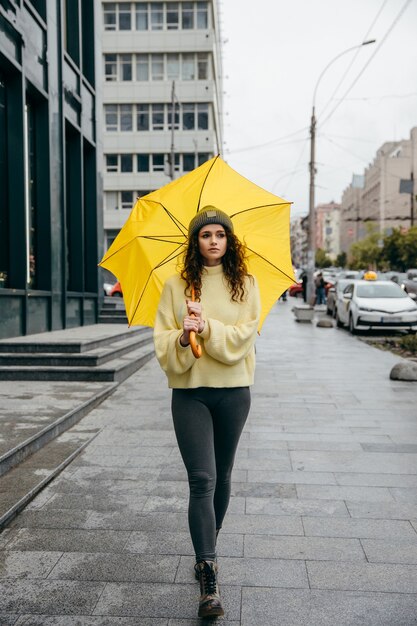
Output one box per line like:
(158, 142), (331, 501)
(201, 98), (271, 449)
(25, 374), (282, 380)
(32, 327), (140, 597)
(99, 155), (295, 331)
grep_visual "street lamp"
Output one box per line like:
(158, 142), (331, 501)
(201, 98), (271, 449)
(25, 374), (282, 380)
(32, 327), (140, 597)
(306, 39), (376, 303)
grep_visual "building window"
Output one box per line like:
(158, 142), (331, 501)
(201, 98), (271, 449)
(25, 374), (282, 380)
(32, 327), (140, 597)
(150, 2), (164, 29)
(166, 2), (179, 28)
(182, 2), (194, 29)
(138, 154), (150, 172)
(104, 54), (117, 81)
(0, 74), (8, 287)
(106, 154), (118, 172)
(151, 104), (164, 130)
(183, 153), (195, 171)
(105, 104), (118, 131)
(121, 154), (133, 172)
(137, 104), (150, 130)
(152, 154), (165, 172)
(120, 54), (133, 81)
(106, 2), (209, 31)
(119, 2), (132, 29)
(120, 104), (133, 131)
(25, 102), (38, 288)
(103, 3), (117, 30)
(121, 190), (134, 209)
(105, 53), (210, 82)
(104, 103), (210, 132)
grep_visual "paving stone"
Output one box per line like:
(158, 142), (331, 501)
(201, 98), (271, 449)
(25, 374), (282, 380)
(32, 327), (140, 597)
(124, 531), (243, 558)
(222, 514), (304, 536)
(84, 511), (189, 532)
(14, 618), (168, 625)
(335, 472), (417, 488)
(302, 517), (417, 539)
(0, 615), (19, 625)
(245, 496), (349, 517)
(142, 495), (245, 514)
(0, 550), (62, 579)
(307, 561), (417, 593)
(361, 538), (417, 564)
(5, 528), (130, 553)
(346, 500), (417, 520)
(241, 588), (417, 626)
(176, 555), (308, 588)
(231, 481), (296, 498)
(390, 487), (417, 504)
(361, 443), (417, 453)
(296, 484), (394, 502)
(290, 450), (417, 474)
(93, 582), (241, 620)
(247, 470), (337, 484)
(48, 552), (180, 582)
(9, 509), (92, 530)
(0, 580), (104, 614)
(41, 493), (149, 513)
(244, 534), (365, 561)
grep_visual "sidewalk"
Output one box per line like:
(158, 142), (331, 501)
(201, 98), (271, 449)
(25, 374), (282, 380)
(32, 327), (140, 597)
(1, 300), (417, 625)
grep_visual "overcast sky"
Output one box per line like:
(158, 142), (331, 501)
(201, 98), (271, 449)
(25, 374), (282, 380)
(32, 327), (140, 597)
(220, 0), (417, 220)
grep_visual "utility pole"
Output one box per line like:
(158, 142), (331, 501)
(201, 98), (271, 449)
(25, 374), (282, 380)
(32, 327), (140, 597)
(306, 107), (316, 304)
(169, 80), (176, 180)
(411, 171), (414, 227)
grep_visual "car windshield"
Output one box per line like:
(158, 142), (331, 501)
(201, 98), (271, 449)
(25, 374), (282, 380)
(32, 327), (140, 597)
(336, 279), (352, 293)
(356, 283), (408, 298)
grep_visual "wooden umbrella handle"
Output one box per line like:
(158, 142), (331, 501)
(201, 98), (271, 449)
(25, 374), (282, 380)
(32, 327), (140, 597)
(189, 288), (202, 359)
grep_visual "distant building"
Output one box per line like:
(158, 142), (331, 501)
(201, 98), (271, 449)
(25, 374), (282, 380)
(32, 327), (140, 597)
(101, 0), (224, 254)
(290, 216), (308, 268)
(0, 0), (103, 339)
(340, 127), (417, 254)
(315, 201), (340, 261)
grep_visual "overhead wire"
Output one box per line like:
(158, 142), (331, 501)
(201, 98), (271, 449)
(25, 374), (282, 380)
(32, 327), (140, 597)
(317, 0), (389, 121)
(319, 0), (413, 128)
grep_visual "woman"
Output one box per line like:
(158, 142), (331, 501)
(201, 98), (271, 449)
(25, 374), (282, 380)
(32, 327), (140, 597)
(154, 206), (261, 619)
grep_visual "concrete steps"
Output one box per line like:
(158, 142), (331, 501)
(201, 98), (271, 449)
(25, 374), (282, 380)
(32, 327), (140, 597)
(0, 426), (101, 529)
(98, 297), (128, 324)
(0, 325), (154, 381)
(0, 323), (156, 529)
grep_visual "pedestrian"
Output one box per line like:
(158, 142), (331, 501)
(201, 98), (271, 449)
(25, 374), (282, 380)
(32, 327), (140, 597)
(315, 271), (326, 305)
(154, 206), (261, 619)
(301, 272), (307, 302)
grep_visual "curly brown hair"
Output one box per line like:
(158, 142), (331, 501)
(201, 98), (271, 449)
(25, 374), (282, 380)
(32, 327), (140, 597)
(180, 226), (251, 302)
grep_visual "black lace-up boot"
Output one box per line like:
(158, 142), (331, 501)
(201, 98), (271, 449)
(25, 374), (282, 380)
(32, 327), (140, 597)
(194, 560), (224, 618)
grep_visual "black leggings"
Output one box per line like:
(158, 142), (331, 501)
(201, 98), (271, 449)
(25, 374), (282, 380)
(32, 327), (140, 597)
(171, 386), (251, 562)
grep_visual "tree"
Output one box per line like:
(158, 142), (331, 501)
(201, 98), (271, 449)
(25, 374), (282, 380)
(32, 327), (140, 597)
(315, 248), (332, 268)
(381, 229), (406, 271)
(336, 251), (347, 268)
(349, 224), (382, 270)
(401, 226), (417, 269)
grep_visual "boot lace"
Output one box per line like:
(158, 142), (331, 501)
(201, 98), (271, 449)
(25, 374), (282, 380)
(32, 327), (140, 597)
(201, 562), (217, 595)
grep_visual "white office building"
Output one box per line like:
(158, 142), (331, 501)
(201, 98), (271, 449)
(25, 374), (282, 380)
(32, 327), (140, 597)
(101, 1), (224, 250)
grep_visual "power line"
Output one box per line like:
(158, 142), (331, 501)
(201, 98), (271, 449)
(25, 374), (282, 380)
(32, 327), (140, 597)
(225, 127), (309, 155)
(318, 0), (389, 121)
(320, 0), (413, 128)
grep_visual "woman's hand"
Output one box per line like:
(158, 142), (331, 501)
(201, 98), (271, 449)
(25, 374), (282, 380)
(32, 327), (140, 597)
(186, 300), (205, 333)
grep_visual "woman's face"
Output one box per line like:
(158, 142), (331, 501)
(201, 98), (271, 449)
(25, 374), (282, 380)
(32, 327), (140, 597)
(198, 223), (227, 266)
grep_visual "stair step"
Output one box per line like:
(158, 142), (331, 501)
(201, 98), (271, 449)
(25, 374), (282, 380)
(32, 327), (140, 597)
(0, 428), (101, 529)
(0, 325), (147, 354)
(0, 331), (152, 367)
(98, 315), (128, 324)
(0, 343), (155, 381)
(0, 383), (116, 477)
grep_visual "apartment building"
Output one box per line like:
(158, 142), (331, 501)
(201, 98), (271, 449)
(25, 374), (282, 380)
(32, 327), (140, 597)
(101, 0), (223, 251)
(340, 127), (417, 253)
(315, 201), (341, 261)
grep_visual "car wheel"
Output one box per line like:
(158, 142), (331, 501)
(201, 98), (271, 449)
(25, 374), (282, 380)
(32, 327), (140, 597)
(326, 306), (332, 316)
(336, 313), (344, 328)
(112, 292), (122, 297)
(349, 315), (357, 335)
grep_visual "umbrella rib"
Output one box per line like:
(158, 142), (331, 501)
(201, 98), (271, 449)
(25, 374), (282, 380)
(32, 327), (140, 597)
(196, 154), (220, 213)
(143, 199), (188, 236)
(230, 202), (290, 219)
(128, 246), (185, 325)
(99, 235), (184, 265)
(245, 246), (295, 282)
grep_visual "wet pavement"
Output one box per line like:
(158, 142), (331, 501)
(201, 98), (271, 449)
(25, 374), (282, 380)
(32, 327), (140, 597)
(0, 300), (416, 625)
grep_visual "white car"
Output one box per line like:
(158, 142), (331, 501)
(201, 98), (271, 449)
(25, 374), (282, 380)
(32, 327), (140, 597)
(336, 280), (417, 334)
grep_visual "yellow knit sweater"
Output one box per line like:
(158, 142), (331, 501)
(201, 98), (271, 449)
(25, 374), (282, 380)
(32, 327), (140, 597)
(153, 264), (261, 389)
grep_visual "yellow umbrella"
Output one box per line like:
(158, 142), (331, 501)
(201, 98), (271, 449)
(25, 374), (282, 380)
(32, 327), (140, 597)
(99, 155), (295, 332)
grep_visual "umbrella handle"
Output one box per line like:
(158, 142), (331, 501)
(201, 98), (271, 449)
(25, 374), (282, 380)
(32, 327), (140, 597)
(189, 288), (202, 359)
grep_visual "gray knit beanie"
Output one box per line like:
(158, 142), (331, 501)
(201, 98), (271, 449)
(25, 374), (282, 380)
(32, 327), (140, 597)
(188, 206), (234, 238)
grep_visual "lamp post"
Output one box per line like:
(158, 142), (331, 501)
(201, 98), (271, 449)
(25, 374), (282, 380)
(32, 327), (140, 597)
(306, 40), (376, 303)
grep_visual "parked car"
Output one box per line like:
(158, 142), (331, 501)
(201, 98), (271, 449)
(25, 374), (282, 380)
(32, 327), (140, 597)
(289, 282), (303, 298)
(109, 281), (123, 297)
(326, 279), (355, 317)
(336, 280), (417, 334)
(400, 269), (417, 300)
(103, 282), (114, 296)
